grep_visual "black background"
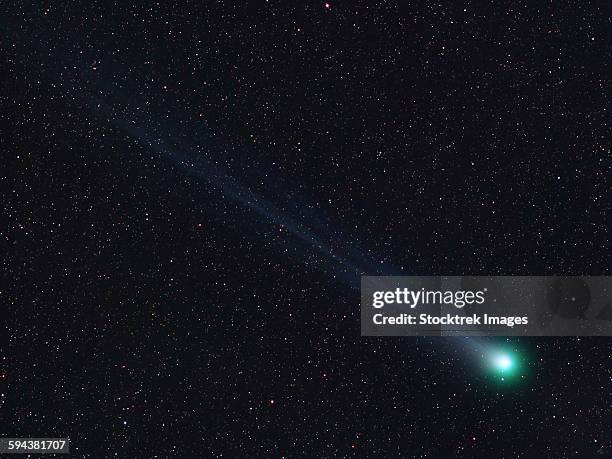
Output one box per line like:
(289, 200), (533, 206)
(3, 1), (610, 457)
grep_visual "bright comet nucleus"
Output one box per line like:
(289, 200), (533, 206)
(480, 348), (525, 385)
(495, 354), (513, 370)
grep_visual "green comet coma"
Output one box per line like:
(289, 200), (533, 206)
(485, 349), (525, 384)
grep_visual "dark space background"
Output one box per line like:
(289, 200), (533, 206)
(3, 1), (610, 457)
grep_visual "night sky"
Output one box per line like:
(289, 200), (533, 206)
(4, 1), (611, 457)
